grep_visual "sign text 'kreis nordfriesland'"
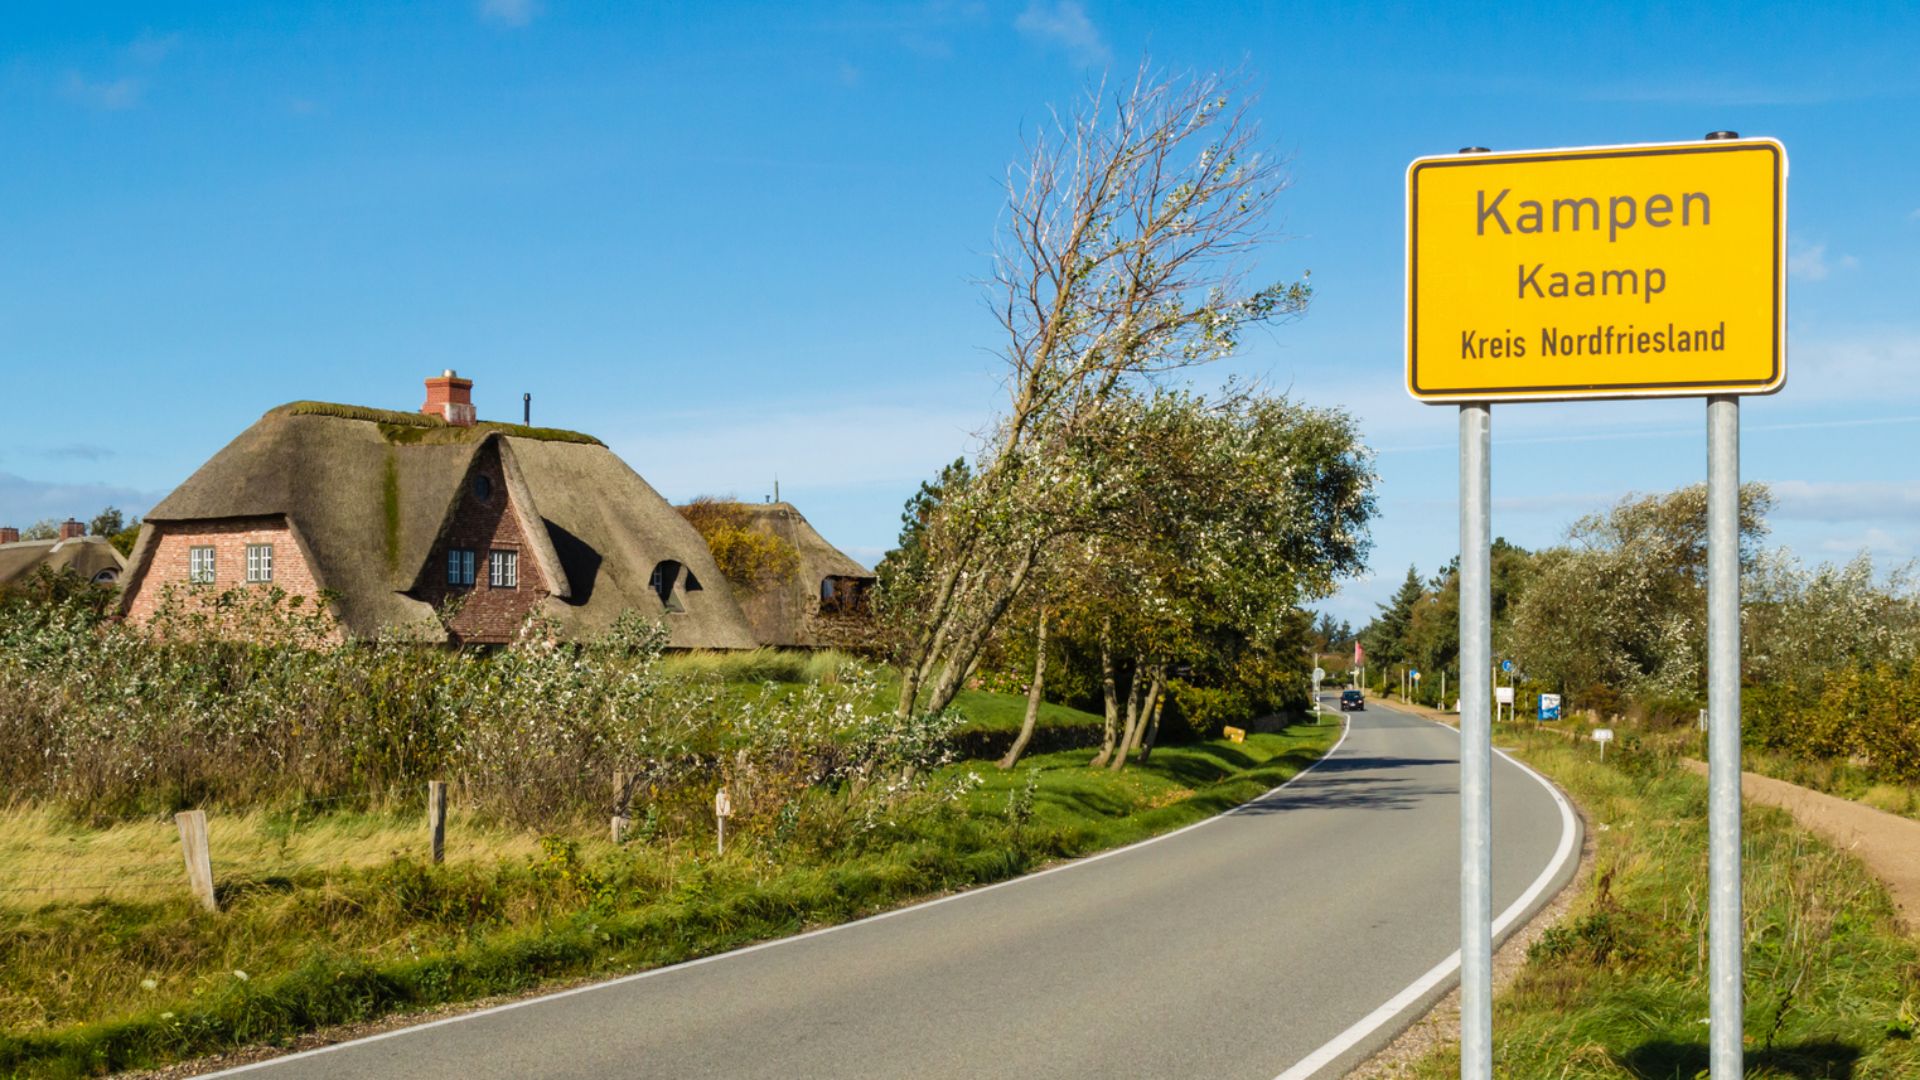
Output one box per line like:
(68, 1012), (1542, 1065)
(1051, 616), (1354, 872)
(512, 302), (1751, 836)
(1406, 138), (1787, 402)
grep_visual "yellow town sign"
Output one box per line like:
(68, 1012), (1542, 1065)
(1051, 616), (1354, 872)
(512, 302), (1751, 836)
(1406, 138), (1786, 402)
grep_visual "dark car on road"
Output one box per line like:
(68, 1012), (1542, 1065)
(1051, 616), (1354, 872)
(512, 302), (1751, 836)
(1340, 689), (1365, 711)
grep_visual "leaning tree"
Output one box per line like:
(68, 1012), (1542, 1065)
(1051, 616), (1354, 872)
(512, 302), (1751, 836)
(894, 63), (1313, 721)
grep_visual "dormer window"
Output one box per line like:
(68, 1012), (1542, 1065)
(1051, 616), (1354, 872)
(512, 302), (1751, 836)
(820, 575), (871, 616)
(649, 560), (685, 613)
(472, 475), (492, 501)
(489, 549), (518, 589)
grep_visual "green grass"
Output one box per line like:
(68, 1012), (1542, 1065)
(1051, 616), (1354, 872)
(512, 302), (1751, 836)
(1396, 724), (1920, 1079)
(0, 713), (1337, 1079)
(657, 647), (862, 686)
(949, 688), (1105, 735)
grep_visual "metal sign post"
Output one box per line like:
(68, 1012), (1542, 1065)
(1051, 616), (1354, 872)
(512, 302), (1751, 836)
(1409, 132), (1784, 1080)
(1458, 400), (1493, 1079)
(1707, 394), (1742, 1076)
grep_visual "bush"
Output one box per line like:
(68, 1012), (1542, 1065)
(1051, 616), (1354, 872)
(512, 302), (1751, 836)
(0, 590), (957, 828)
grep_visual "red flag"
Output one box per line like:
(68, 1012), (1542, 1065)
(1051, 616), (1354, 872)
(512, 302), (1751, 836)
(1353, 641), (1365, 667)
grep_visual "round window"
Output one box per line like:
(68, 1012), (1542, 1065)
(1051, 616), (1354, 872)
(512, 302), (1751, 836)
(472, 475), (492, 501)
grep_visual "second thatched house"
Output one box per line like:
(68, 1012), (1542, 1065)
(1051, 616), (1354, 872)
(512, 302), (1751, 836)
(720, 501), (876, 649)
(0, 520), (127, 590)
(118, 372), (757, 648)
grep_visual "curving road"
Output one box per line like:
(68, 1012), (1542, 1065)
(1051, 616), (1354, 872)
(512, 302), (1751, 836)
(206, 699), (1577, 1080)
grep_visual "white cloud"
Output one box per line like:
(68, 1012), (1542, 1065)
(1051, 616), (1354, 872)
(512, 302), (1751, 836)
(478, 0), (541, 27)
(1014, 1), (1110, 66)
(1790, 331), (1920, 401)
(1816, 527), (1913, 560)
(1788, 241), (1858, 282)
(38, 444), (115, 463)
(1771, 480), (1920, 523)
(842, 545), (890, 570)
(606, 402), (985, 503)
(0, 472), (163, 524)
(1493, 491), (1624, 516)
(62, 73), (143, 110)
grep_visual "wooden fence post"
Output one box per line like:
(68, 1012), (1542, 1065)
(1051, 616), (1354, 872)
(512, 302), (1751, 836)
(428, 780), (446, 864)
(174, 810), (217, 912)
(611, 771), (633, 843)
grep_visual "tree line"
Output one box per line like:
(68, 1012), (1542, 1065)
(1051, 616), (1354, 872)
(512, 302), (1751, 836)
(1354, 483), (1920, 781)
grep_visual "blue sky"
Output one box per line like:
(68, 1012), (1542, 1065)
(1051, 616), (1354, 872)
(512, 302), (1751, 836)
(4, 2), (1918, 626)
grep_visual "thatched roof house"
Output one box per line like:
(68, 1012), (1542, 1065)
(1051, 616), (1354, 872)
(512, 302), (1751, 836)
(728, 501), (876, 649)
(118, 373), (757, 648)
(0, 521), (126, 589)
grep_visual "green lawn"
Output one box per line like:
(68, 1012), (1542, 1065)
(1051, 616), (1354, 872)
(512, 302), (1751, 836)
(0, 703), (1337, 1079)
(949, 687), (1106, 735)
(1397, 725), (1920, 1079)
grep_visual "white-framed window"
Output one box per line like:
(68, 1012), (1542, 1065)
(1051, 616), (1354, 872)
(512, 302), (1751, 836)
(488, 549), (518, 589)
(188, 546), (216, 584)
(246, 544), (274, 583)
(446, 548), (476, 586)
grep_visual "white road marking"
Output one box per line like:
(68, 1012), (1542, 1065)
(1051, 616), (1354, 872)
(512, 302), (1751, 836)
(201, 719), (1354, 1077)
(1270, 707), (1580, 1080)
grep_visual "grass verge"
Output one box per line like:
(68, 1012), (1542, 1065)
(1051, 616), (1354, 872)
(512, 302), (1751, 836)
(0, 718), (1339, 1078)
(1396, 724), (1920, 1079)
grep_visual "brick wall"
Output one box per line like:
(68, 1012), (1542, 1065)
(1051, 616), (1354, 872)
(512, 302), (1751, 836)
(126, 516), (327, 631)
(416, 440), (547, 645)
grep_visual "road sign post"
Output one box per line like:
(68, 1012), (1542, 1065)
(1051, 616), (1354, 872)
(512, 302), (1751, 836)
(1458, 399), (1493, 1079)
(1707, 393), (1742, 1077)
(1410, 133), (1784, 1080)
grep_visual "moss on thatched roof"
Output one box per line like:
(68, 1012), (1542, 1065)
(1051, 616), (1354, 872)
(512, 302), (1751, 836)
(273, 401), (602, 446)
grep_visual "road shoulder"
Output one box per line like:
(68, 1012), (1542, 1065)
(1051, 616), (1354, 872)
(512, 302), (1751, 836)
(1343, 698), (1594, 1080)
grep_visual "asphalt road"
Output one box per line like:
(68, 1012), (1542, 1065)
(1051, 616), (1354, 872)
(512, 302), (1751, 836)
(209, 699), (1577, 1080)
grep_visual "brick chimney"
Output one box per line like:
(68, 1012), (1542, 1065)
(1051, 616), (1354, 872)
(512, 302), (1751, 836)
(422, 369), (476, 427)
(59, 519), (85, 540)
(0, 527), (18, 545)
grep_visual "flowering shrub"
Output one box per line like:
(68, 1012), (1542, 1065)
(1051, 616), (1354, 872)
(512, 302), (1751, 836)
(0, 588), (962, 829)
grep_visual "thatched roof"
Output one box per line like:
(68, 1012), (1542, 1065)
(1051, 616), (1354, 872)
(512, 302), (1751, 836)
(728, 501), (875, 648)
(120, 403), (757, 648)
(0, 536), (126, 588)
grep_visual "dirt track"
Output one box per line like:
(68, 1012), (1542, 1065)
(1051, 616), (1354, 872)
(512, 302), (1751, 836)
(1682, 759), (1920, 936)
(1377, 693), (1920, 939)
